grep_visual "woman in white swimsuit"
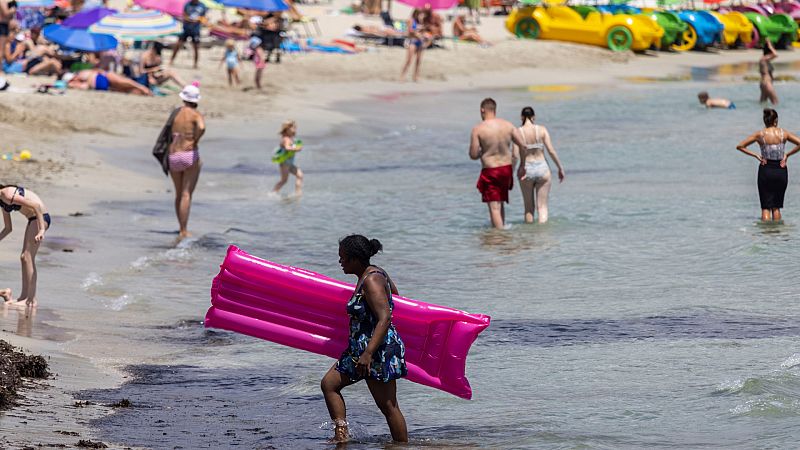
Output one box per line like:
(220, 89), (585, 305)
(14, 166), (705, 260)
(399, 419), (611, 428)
(515, 106), (565, 224)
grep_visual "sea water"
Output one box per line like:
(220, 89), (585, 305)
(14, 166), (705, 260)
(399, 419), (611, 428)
(12, 73), (800, 448)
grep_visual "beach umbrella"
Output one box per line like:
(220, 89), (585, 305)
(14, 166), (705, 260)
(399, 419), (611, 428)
(133, 0), (187, 17)
(62, 7), (117, 29)
(89, 9), (182, 41)
(134, 0), (224, 17)
(16, 0), (55, 7)
(219, 0), (289, 12)
(396, 0), (457, 10)
(43, 24), (118, 51)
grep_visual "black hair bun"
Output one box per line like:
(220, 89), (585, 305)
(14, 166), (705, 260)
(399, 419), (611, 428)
(368, 239), (383, 257)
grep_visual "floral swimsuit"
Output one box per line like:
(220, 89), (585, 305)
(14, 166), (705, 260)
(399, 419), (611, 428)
(336, 268), (408, 383)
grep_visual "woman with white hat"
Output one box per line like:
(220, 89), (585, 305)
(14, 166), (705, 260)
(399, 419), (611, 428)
(169, 84), (205, 240)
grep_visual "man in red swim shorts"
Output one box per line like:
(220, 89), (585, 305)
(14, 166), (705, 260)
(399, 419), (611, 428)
(469, 98), (526, 229)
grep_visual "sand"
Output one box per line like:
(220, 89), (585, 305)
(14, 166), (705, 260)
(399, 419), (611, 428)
(1, 0), (799, 445)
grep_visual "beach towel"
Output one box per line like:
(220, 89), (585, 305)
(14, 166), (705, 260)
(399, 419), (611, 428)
(152, 107), (181, 176)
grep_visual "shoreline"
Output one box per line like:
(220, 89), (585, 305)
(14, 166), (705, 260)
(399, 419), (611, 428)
(1, 47), (798, 447)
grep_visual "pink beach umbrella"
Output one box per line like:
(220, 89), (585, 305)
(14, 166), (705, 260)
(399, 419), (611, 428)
(133, 0), (186, 17)
(396, 0), (457, 10)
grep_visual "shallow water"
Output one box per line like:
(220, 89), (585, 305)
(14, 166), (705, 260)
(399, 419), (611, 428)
(21, 72), (800, 448)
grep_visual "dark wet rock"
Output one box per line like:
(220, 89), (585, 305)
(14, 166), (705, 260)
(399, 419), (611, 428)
(0, 340), (50, 409)
(110, 399), (131, 408)
(69, 211), (86, 217)
(55, 430), (80, 436)
(76, 440), (108, 448)
(74, 400), (94, 407)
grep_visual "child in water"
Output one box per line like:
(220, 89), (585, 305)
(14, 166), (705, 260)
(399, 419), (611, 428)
(698, 91), (735, 109)
(272, 120), (304, 196)
(219, 39), (240, 87)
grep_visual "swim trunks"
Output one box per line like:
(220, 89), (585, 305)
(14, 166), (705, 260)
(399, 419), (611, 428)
(181, 22), (201, 42)
(476, 165), (513, 203)
(728, 102), (736, 110)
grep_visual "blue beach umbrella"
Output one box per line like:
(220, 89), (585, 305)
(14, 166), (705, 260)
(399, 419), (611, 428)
(43, 24), (118, 52)
(219, 0), (289, 12)
(16, 0), (55, 7)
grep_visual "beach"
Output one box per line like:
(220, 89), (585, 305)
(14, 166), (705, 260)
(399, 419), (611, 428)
(3, 0), (800, 446)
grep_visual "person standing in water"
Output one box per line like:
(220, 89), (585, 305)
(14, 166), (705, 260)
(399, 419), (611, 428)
(0, 185), (50, 306)
(736, 109), (800, 221)
(272, 120), (304, 196)
(321, 235), (408, 443)
(469, 98), (526, 229)
(515, 107), (565, 224)
(399, 9), (430, 83)
(169, 85), (205, 239)
(759, 40), (778, 105)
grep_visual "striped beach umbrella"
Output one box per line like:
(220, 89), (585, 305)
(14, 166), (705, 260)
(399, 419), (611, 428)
(89, 9), (182, 41)
(16, 0), (55, 8)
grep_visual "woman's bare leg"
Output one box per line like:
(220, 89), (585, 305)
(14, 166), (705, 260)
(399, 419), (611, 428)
(772, 208), (782, 221)
(366, 379), (408, 442)
(412, 49), (423, 82)
(107, 72), (151, 96)
(320, 364), (356, 442)
(289, 165), (303, 196)
(761, 209), (772, 221)
(534, 173), (553, 223)
(400, 46), (415, 80)
(273, 164), (290, 192)
(520, 177), (535, 223)
(177, 161), (201, 238)
(17, 220), (41, 306)
(28, 58), (61, 76)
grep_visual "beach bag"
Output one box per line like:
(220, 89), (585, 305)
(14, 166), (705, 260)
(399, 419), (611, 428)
(153, 107), (181, 175)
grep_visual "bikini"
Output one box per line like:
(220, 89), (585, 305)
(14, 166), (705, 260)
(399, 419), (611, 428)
(0, 186), (51, 228)
(519, 124), (550, 182)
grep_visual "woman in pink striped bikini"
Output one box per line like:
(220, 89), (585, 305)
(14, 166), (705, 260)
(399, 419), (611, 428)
(169, 85), (206, 240)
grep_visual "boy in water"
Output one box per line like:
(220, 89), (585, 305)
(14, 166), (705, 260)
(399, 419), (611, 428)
(698, 91), (735, 109)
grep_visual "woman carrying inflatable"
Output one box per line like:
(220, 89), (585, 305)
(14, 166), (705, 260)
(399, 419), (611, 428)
(736, 109), (800, 221)
(320, 235), (408, 443)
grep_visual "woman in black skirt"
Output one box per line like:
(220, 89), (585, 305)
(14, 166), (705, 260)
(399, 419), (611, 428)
(737, 109), (800, 221)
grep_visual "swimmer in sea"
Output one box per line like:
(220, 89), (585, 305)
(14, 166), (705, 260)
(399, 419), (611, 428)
(272, 120), (304, 196)
(321, 235), (408, 443)
(469, 98), (527, 229)
(698, 91), (735, 109)
(0, 184), (50, 307)
(515, 106), (565, 224)
(759, 40), (778, 105)
(736, 108), (800, 221)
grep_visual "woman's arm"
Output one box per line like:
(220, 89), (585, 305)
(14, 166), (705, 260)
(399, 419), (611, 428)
(13, 195), (45, 241)
(355, 275), (393, 377)
(0, 211), (11, 242)
(194, 114), (206, 144)
(736, 132), (763, 163)
(781, 130), (800, 166)
(543, 127), (565, 182)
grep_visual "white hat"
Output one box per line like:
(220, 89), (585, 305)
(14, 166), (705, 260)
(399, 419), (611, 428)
(62, 72), (76, 83)
(179, 84), (201, 103)
(0, 77), (8, 92)
(249, 15), (263, 25)
(14, 33), (25, 42)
